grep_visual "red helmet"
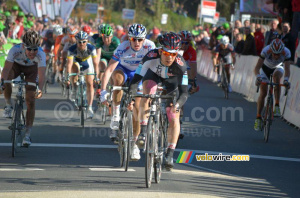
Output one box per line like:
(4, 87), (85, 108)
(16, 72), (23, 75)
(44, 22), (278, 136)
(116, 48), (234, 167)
(67, 26), (78, 36)
(270, 38), (285, 54)
(82, 25), (91, 34)
(179, 30), (192, 42)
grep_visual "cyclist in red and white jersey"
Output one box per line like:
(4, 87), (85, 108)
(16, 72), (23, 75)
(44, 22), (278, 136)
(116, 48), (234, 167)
(254, 39), (291, 130)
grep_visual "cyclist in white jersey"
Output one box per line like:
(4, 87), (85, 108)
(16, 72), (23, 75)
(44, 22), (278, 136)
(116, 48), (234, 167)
(254, 39), (291, 130)
(100, 24), (155, 147)
(1, 30), (46, 146)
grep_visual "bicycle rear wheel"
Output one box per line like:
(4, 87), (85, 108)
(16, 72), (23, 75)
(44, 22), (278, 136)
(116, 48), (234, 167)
(145, 116), (155, 188)
(125, 110), (133, 171)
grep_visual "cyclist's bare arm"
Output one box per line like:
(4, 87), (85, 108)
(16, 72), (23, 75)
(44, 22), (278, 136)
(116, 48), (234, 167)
(92, 56), (99, 77)
(189, 61), (197, 79)
(283, 61), (290, 79)
(1, 61), (14, 80)
(101, 59), (119, 90)
(66, 57), (74, 74)
(231, 52), (236, 65)
(212, 53), (219, 66)
(57, 44), (64, 61)
(38, 67), (46, 90)
(254, 57), (264, 76)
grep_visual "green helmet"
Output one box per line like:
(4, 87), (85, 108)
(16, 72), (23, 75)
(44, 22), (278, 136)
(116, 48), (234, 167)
(223, 22), (230, 30)
(100, 24), (113, 36)
(18, 11), (25, 17)
(216, 35), (223, 40)
(12, 5), (19, 11)
(4, 11), (11, 17)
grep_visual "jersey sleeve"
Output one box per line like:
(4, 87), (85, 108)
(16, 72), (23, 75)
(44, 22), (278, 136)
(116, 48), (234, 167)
(67, 48), (73, 59)
(6, 45), (18, 63)
(260, 46), (268, 59)
(38, 50), (47, 67)
(284, 47), (291, 61)
(177, 71), (189, 108)
(190, 48), (197, 62)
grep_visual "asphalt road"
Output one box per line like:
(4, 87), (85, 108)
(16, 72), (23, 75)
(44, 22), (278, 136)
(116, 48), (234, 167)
(0, 70), (299, 197)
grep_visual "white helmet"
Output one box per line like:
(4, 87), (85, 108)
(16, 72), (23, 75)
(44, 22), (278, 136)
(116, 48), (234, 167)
(53, 25), (63, 36)
(220, 36), (229, 45)
(128, 24), (147, 38)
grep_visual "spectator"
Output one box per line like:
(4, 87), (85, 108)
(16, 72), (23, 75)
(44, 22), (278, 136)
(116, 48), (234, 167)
(115, 25), (125, 40)
(11, 5), (19, 17)
(291, 0), (300, 47)
(242, 27), (256, 55)
(26, 13), (34, 22)
(15, 11), (25, 39)
(265, 19), (279, 46)
(254, 27), (265, 55)
(244, 20), (250, 27)
(235, 20), (243, 33)
(281, 22), (295, 61)
(295, 39), (300, 66)
(250, 22), (256, 32)
(235, 33), (244, 54)
(35, 20), (44, 34)
(277, 0), (293, 25)
(233, 28), (239, 46)
(5, 16), (19, 39)
(146, 27), (161, 46)
(223, 23), (232, 42)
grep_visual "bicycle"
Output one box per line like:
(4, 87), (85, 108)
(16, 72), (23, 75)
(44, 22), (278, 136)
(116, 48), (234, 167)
(1, 73), (38, 157)
(43, 53), (54, 94)
(96, 83), (112, 125)
(256, 74), (288, 143)
(218, 59), (232, 99)
(61, 64), (71, 100)
(69, 71), (95, 128)
(132, 91), (176, 188)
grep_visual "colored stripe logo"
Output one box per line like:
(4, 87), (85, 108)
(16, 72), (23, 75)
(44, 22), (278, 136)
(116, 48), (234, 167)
(176, 151), (195, 163)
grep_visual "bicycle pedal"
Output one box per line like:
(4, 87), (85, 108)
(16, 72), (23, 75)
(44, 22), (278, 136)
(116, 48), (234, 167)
(179, 134), (184, 139)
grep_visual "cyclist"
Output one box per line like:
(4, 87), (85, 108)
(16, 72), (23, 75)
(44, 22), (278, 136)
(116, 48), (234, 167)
(254, 38), (291, 130)
(1, 30), (45, 146)
(66, 31), (98, 119)
(212, 36), (236, 92)
(129, 32), (189, 169)
(52, 25), (64, 82)
(100, 24), (155, 153)
(179, 30), (199, 94)
(94, 24), (120, 96)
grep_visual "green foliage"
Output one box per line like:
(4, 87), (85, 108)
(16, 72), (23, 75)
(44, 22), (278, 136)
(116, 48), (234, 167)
(108, 10), (197, 32)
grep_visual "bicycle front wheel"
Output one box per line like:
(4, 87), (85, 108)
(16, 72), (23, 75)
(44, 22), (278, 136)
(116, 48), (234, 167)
(264, 101), (273, 143)
(11, 103), (21, 157)
(145, 116), (155, 188)
(118, 111), (127, 168)
(125, 110), (133, 172)
(154, 114), (165, 183)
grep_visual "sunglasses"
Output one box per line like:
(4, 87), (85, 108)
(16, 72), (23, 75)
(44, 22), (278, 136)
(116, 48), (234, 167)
(162, 50), (177, 57)
(26, 47), (38, 52)
(102, 34), (112, 38)
(130, 37), (144, 42)
(77, 40), (87, 44)
(181, 41), (189, 45)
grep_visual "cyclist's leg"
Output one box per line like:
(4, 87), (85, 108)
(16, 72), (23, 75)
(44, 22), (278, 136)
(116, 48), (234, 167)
(99, 58), (108, 81)
(273, 66), (284, 106)
(83, 61), (95, 107)
(3, 63), (19, 118)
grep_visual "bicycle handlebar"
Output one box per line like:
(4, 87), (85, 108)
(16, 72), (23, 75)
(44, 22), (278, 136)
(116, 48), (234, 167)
(112, 86), (129, 91)
(256, 82), (289, 96)
(3, 80), (37, 87)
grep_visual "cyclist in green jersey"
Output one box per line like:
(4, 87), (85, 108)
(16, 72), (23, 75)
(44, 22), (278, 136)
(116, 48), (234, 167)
(94, 24), (120, 96)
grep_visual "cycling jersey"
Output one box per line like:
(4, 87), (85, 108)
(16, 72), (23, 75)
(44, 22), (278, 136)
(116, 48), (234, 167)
(41, 29), (54, 53)
(60, 35), (69, 47)
(260, 45), (291, 69)
(130, 49), (189, 108)
(6, 43), (46, 67)
(67, 43), (97, 71)
(54, 35), (64, 60)
(94, 36), (120, 60)
(112, 39), (156, 71)
(183, 45), (197, 63)
(214, 43), (235, 64)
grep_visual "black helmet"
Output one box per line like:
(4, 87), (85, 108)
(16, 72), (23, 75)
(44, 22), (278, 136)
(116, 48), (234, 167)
(22, 30), (40, 48)
(158, 32), (181, 53)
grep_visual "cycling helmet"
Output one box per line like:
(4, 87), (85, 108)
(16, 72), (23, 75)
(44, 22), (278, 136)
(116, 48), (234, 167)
(158, 32), (181, 53)
(100, 24), (113, 36)
(223, 22), (230, 30)
(179, 30), (192, 41)
(67, 26), (78, 36)
(98, 23), (106, 34)
(220, 36), (229, 45)
(128, 24), (147, 38)
(216, 35), (223, 40)
(82, 25), (91, 34)
(75, 31), (88, 40)
(53, 25), (63, 36)
(22, 30), (40, 48)
(270, 38), (285, 54)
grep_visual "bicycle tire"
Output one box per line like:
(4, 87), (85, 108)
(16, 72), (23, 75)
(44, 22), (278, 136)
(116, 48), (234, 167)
(125, 110), (133, 172)
(80, 84), (84, 127)
(264, 100), (273, 143)
(155, 113), (164, 183)
(11, 103), (20, 157)
(145, 116), (155, 188)
(118, 111), (127, 167)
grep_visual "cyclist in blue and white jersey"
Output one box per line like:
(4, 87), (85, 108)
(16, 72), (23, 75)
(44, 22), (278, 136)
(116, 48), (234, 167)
(254, 39), (291, 130)
(66, 31), (98, 119)
(100, 24), (155, 149)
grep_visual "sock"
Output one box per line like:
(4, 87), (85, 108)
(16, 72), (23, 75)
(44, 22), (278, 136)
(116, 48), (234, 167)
(5, 99), (12, 106)
(88, 106), (93, 111)
(133, 136), (138, 142)
(256, 115), (261, 119)
(140, 120), (148, 126)
(113, 104), (120, 117)
(275, 103), (279, 107)
(25, 126), (32, 137)
(167, 143), (176, 150)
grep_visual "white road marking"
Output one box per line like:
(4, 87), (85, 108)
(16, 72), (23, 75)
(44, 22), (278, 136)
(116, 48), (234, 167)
(0, 143), (299, 162)
(0, 168), (44, 171)
(89, 168), (135, 172)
